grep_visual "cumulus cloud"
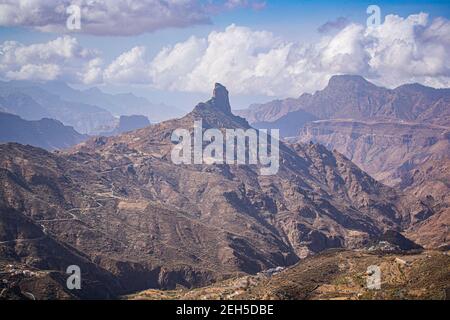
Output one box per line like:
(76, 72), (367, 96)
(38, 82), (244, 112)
(0, 0), (264, 36)
(142, 13), (450, 96)
(147, 24), (291, 95)
(104, 47), (151, 84)
(1, 13), (448, 96)
(150, 36), (208, 90)
(364, 13), (450, 87)
(0, 36), (102, 84)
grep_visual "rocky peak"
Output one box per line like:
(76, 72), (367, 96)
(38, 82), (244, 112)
(211, 83), (231, 113)
(189, 83), (250, 129)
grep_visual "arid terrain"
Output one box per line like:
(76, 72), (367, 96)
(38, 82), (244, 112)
(0, 83), (448, 300)
(239, 75), (450, 250)
(1, 0), (449, 303)
(129, 249), (450, 300)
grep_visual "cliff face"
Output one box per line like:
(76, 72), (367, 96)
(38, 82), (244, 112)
(296, 119), (450, 249)
(297, 119), (450, 186)
(0, 84), (430, 298)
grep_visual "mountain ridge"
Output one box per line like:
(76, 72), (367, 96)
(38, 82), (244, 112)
(236, 75), (450, 126)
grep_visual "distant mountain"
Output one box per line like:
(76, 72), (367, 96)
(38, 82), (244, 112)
(0, 80), (184, 134)
(0, 92), (50, 120)
(0, 81), (116, 134)
(0, 112), (88, 150)
(0, 83), (431, 298)
(33, 80), (184, 122)
(100, 115), (151, 136)
(237, 75), (450, 127)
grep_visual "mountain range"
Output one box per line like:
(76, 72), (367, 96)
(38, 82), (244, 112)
(237, 75), (450, 127)
(237, 75), (449, 249)
(0, 83), (437, 299)
(0, 111), (152, 151)
(0, 80), (183, 134)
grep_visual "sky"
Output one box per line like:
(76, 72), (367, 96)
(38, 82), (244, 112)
(0, 0), (449, 110)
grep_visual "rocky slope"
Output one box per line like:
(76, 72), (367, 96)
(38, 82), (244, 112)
(0, 84), (432, 298)
(296, 119), (450, 249)
(402, 158), (450, 249)
(297, 119), (450, 186)
(237, 75), (449, 249)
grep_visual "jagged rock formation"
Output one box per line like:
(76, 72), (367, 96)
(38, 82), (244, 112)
(212, 83), (231, 113)
(0, 84), (431, 298)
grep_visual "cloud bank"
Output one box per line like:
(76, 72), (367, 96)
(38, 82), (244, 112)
(0, 36), (102, 83)
(0, 0), (265, 36)
(0, 13), (449, 96)
(145, 13), (450, 95)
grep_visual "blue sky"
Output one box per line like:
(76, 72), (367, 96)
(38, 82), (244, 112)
(0, 0), (449, 110)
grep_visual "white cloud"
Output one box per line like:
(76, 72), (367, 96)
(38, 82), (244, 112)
(103, 46), (150, 84)
(0, 0), (265, 36)
(6, 64), (61, 81)
(150, 36), (208, 90)
(143, 13), (450, 96)
(365, 13), (450, 87)
(147, 24), (291, 95)
(0, 36), (102, 84)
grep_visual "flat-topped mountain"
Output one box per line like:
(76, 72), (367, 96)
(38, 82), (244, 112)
(100, 115), (151, 136)
(0, 84), (432, 298)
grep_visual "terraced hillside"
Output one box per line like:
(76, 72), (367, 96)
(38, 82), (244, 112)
(129, 249), (450, 300)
